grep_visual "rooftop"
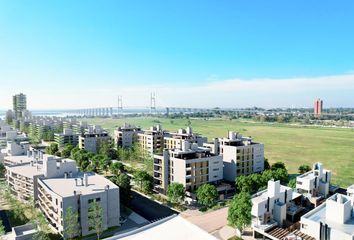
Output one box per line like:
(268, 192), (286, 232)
(39, 172), (118, 197)
(4, 155), (33, 165)
(6, 162), (44, 178)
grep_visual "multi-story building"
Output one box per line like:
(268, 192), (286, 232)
(71, 121), (88, 135)
(13, 93), (27, 119)
(37, 172), (120, 237)
(314, 98), (323, 116)
(300, 184), (354, 240)
(54, 128), (79, 148)
(153, 141), (223, 194)
(137, 125), (164, 155)
(216, 131), (264, 182)
(114, 123), (142, 148)
(4, 150), (120, 238)
(2, 140), (30, 157)
(79, 125), (111, 153)
(251, 180), (307, 239)
(5, 152), (78, 201)
(163, 127), (207, 150)
(296, 162), (331, 206)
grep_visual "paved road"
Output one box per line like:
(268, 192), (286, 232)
(129, 191), (177, 222)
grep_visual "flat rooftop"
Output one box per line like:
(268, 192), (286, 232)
(116, 215), (217, 240)
(4, 155), (33, 164)
(6, 163), (44, 178)
(302, 200), (354, 236)
(252, 185), (301, 205)
(39, 172), (118, 197)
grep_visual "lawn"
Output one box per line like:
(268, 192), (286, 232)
(83, 117), (354, 187)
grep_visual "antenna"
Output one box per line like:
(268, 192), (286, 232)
(150, 92), (156, 114)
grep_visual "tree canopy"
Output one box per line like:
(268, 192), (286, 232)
(167, 183), (185, 204)
(228, 191), (252, 233)
(196, 184), (218, 208)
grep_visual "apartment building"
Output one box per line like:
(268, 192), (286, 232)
(13, 93), (27, 119)
(54, 128), (79, 147)
(37, 172), (120, 237)
(164, 127), (207, 150)
(2, 140), (30, 157)
(137, 125), (164, 155)
(5, 152), (78, 201)
(153, 141), (223, 194)
(79, 125), (111, 154)
(114, 123), (142, 148)
(217, 131), (264, 182)
(300, 185), (354, 240)
(296, 162), (331, 206)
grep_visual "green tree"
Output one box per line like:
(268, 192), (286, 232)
(61, 144), (75, 158)
(111, 162), (125, 175)
(264, 158), (270, 170)
(271, 162), (286, 171)
(196, 184), (218, 208)
(167, 183), (185, 204)
(235, 175), (252, 193)
(46, 143), (59, 155)
(88, 200), (103, 240)
(133, 170), (149, 190)
(112, 173), (132, 206)
(32, 231), (50, 240)
(228, 191), (252, 233)
(99, 142), (117, 160)
(99, 155), (111, 173)
(288, 178), (296, 189)
(0, 220), (5, 238)
(298, 164), (311, 174)
(64, 206), (81, 240)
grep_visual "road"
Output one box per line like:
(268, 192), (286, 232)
(129, 191), (177, 222)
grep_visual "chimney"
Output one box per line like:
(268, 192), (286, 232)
(64, 172), (68, 179)
(69, 171), (73, 178)
(75, 178), (78, 186)
(84, 173), (88, 187)
(81, 178), (84, 186)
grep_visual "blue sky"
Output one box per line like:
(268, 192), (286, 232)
(0, 0), (354, 109)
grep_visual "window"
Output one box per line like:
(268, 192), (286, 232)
(213, 168), (219, 171)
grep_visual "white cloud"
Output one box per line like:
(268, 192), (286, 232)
(1, 74), (353, 109)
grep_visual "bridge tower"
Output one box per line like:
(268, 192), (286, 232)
(150, 92), (156, 114)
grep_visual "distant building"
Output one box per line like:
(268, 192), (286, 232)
(314, 98), (323, 116)
(300, 185), (354, 240)
(54, 128), (79, 147)
(114, 123), (142, 149)
(164, 127), (207, 150)
(153, 141), (223, 194)
(212, 131), (264, 182)
(79, 125), (111, 153)
(137, 125), (164, 156)
(13, 93), (27, 119)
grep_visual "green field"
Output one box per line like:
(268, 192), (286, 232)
(83, 117), (354, 187)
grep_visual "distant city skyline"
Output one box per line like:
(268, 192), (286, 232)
(1, 1), (354, 109)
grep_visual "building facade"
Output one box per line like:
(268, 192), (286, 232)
(314, 98), (323, 116)
(54, 128), (79, 147)
(13, 93), (27, 119)
(79, 125), (111, 154)
(114, 123), (142, 148)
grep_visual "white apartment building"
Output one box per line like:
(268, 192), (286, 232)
(300, 184), (354, 240)
(216, 131), (264, 182)
(163, 127), (208, 150)
(137, 125), (164, 155)
(54, 128), (79, 147)
(252, 180), (301, 231)
(114, 123), (142, 148)
(153, 141), (223, 194)
(296, 162), (331, 207)
(79, 125), (111, 153)
(37, 172), (120, 237)
(5, 151), (78, 201)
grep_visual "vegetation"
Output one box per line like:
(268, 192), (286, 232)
(0, 220), (5, 238)
(45, 143), (59, 155)
(64, 207), (81, 239)
(83, 117), (354, 187)
(228, 191), (252, 233)
(166, 183), (185, 204)
(298, 164), (311, 174)
(133, 170), (153, 193)
(88, 200), (103, 240)
(196, 184), (218, 208)
(288, 178), (296, 188)
(32, 231), (50, 240)
(0, 163), (5, 178)
(112, 173), (132, 206)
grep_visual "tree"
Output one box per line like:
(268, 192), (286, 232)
(196, 184), (218, 208)
(0, 220), (5, 239)
(64, 206), (81, 239)
(88, 200), (103, 240)
(133, 170), (149, 191)
(235, 175), (252, 193)
(61, 144), (75, 158)
(288, 178), (296, 189)
(111, 162), (125, 175)
(112, 173), (132, 206)
(99, 142), (117, 160)
(264, 158), (270, 170)
(271, 162), (286, 171)
(298, 164), (311, 174)
(0, 163), (5, 178)
(99, 155), (111, 173)
(167, 183), (185, 204)
(46, 143), (59, 155)
(32, 231), (50, 240)
(228, 191), (252, 233)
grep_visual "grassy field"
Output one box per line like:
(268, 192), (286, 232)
(83, 117), (354, 187)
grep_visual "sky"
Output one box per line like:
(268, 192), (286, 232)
(0, 0), (354, 109)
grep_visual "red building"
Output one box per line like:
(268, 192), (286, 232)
(314, 98), (323, 116)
